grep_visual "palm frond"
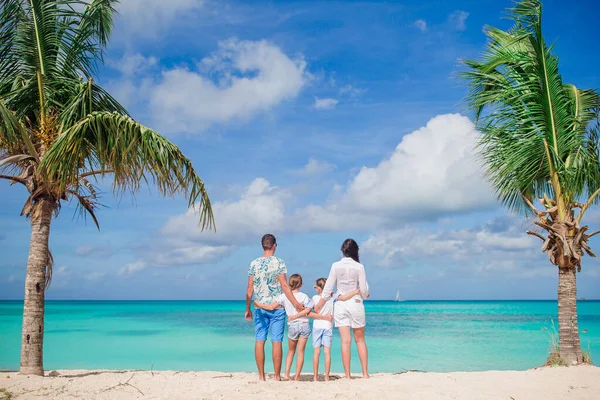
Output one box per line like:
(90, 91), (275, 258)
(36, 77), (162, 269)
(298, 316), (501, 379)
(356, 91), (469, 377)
(461, 0), (600, 214)
(41, 112), (215, 230)
(58, 0), (118, 77)
(0, 97), (36, 159)
(56, 77), (127, 131)
(66, 188), (100, 230)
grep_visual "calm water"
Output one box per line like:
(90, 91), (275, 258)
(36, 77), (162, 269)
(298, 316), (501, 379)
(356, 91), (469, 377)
(0, 300), (599, 373)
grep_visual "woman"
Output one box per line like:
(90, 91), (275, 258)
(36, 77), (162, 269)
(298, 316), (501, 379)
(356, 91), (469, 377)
(315, 238), (369, 379)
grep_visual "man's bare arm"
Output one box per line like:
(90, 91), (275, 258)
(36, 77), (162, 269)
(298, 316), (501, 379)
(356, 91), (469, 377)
(245, 276), (254, 322)
(254, 301), (279, 311)
(278, 274), (304, 311)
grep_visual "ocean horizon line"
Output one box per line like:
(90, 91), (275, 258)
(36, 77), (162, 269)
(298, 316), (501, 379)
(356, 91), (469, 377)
(1, 298), (598, 302)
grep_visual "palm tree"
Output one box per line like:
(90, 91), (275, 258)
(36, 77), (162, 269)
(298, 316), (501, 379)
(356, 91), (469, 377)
(461, 0), (599, 365)
(0, 0), (214, 375)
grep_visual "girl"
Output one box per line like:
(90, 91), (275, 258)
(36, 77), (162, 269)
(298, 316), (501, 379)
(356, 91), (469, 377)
(312, 278), (359, 381)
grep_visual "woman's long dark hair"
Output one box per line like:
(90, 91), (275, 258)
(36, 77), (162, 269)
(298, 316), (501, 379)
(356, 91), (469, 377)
(341, 238), (359, 263)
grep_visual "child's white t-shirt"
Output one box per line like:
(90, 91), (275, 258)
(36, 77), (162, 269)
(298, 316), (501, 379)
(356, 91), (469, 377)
(276, 292), (312, 324)
(312, 294), (334, 330)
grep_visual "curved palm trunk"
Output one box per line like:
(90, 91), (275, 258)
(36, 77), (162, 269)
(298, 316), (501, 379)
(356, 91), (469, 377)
(557, 266), (583, 365)
(19, 199), (53, 376)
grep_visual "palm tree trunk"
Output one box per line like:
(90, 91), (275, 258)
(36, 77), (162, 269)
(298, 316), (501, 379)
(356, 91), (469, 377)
(557, 266), (583, 365)
(19, 199), (53, 376)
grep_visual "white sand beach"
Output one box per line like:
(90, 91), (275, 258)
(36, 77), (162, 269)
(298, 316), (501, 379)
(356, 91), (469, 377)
(1, 366), (599, 400)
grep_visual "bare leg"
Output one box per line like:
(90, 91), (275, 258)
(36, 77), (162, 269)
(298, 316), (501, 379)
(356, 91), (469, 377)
(294, 337), (308, 381)
(272, 341), (283, 381)
(285, 339), (297, 381)
(324, 346), (332, 381)
(339, 326), (352, 379)
(353, 327), (369, 379)
(313, 346), (321, 381)
(255, 340), (266, 381)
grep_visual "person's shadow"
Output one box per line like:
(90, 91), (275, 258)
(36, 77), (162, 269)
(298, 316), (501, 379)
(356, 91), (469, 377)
(269, 374), (343, 382)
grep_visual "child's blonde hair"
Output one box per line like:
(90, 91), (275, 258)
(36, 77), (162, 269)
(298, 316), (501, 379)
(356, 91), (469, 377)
(315, 278), (326, 290)
(289, 274), (303, 290)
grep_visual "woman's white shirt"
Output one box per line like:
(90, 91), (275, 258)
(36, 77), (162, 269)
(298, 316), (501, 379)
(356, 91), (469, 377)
(321, 257), (369, 301)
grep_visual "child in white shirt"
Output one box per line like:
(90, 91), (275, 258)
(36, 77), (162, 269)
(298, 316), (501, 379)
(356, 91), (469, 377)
(311, 277), (360, 381)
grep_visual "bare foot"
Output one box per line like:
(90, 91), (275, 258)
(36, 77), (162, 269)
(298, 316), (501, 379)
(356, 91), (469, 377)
(363, 374), (370, 379)
(324, 375), (330, 382)
(313, 376), (319, 382)
(258, 375), (266, 381)
(294, 375), (301, 381)
(274, 375), (281, 381)
(283, 375), (291, 381)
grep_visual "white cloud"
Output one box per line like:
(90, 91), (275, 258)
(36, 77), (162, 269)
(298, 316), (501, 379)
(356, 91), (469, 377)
(291, 158), (336, 176)
(293, 114), (496, 231)
(414, 19), (427, 32)
(106, 54), (158, 110)
(339, 84), (365, 98)
(86, 271), (107, 281)
(117, 0), (204, 36)
(121, 178), (288, 275)
(363, 220), (537, 268)
(110, 53), (157, 77)
(448, 10), (469, 31)
(75, 245), (112, 259)
(51, 266), (71, 288)
(118, 261), (147, 276)
(149, 39), (308, 134)
(162, 178), (288, 243)
(361, 215), (553, 279)
(314, 97), (339, 110)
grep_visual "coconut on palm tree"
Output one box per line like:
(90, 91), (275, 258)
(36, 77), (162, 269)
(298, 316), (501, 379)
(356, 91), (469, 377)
(0, 0), (214, 375)
(462, 0), (599, 365)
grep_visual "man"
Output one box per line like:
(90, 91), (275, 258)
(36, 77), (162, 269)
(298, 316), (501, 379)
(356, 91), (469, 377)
(245, 234), (304, 381)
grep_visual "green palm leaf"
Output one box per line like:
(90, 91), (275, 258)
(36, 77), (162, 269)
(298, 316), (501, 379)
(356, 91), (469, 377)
(461, 0), (600, 215)
(40, 111), (214, 230)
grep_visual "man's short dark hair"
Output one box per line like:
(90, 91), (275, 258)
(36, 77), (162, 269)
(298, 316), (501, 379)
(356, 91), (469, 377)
(261, 234), (276, 250)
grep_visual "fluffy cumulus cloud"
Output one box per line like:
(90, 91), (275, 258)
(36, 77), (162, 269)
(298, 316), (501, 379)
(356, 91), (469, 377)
(109, 53), (158, 77)
(448, 10), (469, 31)
(120, 179), (288, 275)
(314, 97), (339, 110)
(119, 113), (500, 274)
(414, 19), (427, 32)
(361, 215), (553, 278)
(293, 114), (496, 231)
(117, 0), (204, 36)
(362, 216), (535, 267)
(148, 39), (308, 133)
(291, 158), (336, 176)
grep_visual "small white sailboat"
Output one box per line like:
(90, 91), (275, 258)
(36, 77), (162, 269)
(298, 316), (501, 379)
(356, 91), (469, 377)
(395, 290), (402, 302)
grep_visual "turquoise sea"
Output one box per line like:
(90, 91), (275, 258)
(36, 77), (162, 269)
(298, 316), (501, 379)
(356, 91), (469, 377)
(0, 300), (599, 373)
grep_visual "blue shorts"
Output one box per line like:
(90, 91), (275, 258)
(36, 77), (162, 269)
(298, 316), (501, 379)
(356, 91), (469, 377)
(312, 328), (333, 348)
(254, 308), (286, 342)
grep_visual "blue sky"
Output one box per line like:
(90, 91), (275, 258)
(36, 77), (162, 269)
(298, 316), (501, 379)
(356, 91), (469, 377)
(1, 0), (600, 300)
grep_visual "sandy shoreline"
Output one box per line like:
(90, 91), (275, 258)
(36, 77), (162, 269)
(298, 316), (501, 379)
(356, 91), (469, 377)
(1, 366), (599, 399)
